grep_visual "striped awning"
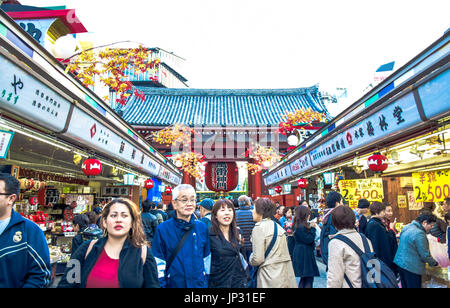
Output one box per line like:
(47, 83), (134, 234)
(121, 86), (330, 127)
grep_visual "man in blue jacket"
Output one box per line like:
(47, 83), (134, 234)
(152, 184), (211, 288)
(0, 173), (51, 288)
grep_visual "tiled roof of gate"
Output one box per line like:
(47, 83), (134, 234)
(120, 86), (330, 127)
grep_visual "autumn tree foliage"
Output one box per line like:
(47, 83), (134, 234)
(65, 45), (160, 105)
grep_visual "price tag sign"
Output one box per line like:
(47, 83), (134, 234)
(64, 232), (76, 237)
(412, 169), (450, 202)
(339, 178), (384, 208)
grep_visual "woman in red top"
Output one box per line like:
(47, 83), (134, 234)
(58, 198), (159, 288)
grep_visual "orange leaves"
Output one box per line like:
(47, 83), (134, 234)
(278, 108), (327, 135)
(151, 124), (195, 147)
(173, 151), (206, 180)
(244, 145), (280, 175)
(66, 45), (160, 106)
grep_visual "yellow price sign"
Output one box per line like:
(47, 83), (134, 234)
(412, 169), (450, 202)
(339, 178), (384, 208)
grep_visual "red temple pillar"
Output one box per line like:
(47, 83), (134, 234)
(182, 172), (196, 188)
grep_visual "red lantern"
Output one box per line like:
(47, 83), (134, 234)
(274, 186), (282, 194)
(367, 152), (389, 172)
(144, 179), (155, 190)
(205, 162), (239, 192)
(82, 158), (102, 177)
(165, 186), (172, 194)
(297, 178), (308, 189)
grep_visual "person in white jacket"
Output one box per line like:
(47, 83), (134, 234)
(327, 205), (374, 288)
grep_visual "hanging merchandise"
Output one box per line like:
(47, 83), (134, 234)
(144, 178), (155, 190)
(367, 152), (388, 172)
(82, 158), (102, 177)
(297, 178), (308, 189)
(205, 162), (239, 192)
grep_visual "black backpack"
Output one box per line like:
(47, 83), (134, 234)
(333, 233), (398, 288)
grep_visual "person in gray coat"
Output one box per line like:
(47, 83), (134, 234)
(394, 213), (438, 288)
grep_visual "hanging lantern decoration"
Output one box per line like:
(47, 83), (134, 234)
(205, 162), (239, 192)
(144, 179), (155, 190)
(82, 158), (102, 177)
(297, 178), (308, 189)
(367, 152), (389, 172)
(165, 186), (172, 194)
(274, 186), (283, 194)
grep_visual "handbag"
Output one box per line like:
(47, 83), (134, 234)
(249, 221), (278, 288)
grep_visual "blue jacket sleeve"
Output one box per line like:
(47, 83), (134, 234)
(151, 225), (168, 288)
(203, 226), (211, 281)
(23, 225), (52, 288)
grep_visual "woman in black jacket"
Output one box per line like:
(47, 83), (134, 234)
(209, 199), (249, 288)
(292, 206), (319, 288)
(58, 198), (160, 288)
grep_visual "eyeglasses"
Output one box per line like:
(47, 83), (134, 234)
(0, 193), (13, 196)
(175, 198), (196, 205)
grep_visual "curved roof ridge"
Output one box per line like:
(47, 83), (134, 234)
(136, 86), (319, 96)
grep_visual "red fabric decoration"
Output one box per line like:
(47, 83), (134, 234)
(205, 162), (239, 192)
(367, 153), (389, 172)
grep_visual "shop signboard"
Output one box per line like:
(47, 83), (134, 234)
(0, 130), (14, 159)
(310, 92), (422, 167)
(407, 190), (423, 211)
(416, 69), (450, 120)
(411, 169), (450, 202)
(146, 177), (162, 203)
(264, 165), (292, 186)
(0, 54), (72, 132)
(289, 154), (312, 176)
(65, 107), (168, 179)
(158, 166), (181, 186)
(397, 195), (408, 209)
(339, 178), (384, 208)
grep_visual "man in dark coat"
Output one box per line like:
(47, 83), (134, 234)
(235, 195), (256, 260)
(141, 200), (159, 244)
(365, 201), (397, 272)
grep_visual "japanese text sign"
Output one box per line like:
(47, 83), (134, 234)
(412, 169), (450, 202)
(339, 178), (384, 208)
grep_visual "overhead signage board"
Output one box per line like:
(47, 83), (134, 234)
(310, 92), (422, 166)
(0, 54), (71, 132)
(290, 154), (312, 176)
(158, 166), (181, 186)
(417, 69), (450, 120)
(65, 107), (169, 179)
(265, 165), (292, 186)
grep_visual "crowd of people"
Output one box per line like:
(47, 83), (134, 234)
(1, 172), (449, 288)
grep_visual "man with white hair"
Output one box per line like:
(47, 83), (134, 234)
(152, 184), (211, 288)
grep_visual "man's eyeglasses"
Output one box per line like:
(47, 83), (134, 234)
(0, 193), (13, 196)
(175, 199), (196, 205)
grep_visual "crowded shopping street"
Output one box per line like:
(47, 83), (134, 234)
(0, 0), (449, 294)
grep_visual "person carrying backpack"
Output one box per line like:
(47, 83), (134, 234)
(319, 191), (343, 268)
(141, 200), (159, 244)
(327, 205), (398, 288)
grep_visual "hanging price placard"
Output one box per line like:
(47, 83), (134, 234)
(412, 169), (450, 202)
(339, 178), (384, 208)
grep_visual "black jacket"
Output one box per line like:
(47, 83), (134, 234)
(208, 231), (249, 288)
(141, 212), (159, 243)
(292, 225), (320, 278)
(365, 217), (397, 271)
(58, 237), (160, 288)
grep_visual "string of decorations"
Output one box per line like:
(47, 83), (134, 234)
(243, 144), (281, 175)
